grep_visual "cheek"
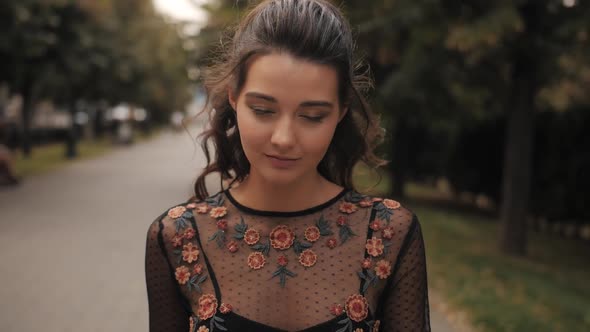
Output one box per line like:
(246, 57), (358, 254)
(236, 111), (267, 151)
(299, 123), (338, 157)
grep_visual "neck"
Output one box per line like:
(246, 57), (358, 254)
(229, 171), (343, 212)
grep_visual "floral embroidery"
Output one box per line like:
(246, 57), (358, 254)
(373, 320), (381, 332)
(168, 206), (186, 219)
(337, 216), (347, 226)
(337, 215), (357, 244)
(299, 249), (317, 267)
(375, 259), (392, 279)
(382, 226), (395, 240)
(196, 204), (209, 214)
(209, 206), (227, 219)
(247, 252), (266, 270)
(172, 234), (184, 247)
(339, 202), (358, 214)
(361, 258), (372, 269)
(330, 303), (344, 316)
(244, 228), (260, 245)
(354, 329), (364, 332)
(277, 254), (288, 266)
(183, 228), (196, 240)
(182, 243), (200, 263)
(383, 199), (401, 210)
(270, 225), (295, 250)
(175, 266), (190, 285)
(304, 226), (321, 242)
(196, 327), (209, 332)
(359, 199), (373, 208)
(326, 237), (337, 249)
(197, 294), (218, 320)
(372, 197), (383, 202)
(216, 219), (228, 230)
(226, 240), (239, 253)
(370, 220), (381, 231)
(189, 316), (196, 332)
(219, 303), (232, 314)
(193, 264), (203, 275)
(345, 294), (369, 322)
(365, 237), (384, 257)
(187, 202), (197, 209)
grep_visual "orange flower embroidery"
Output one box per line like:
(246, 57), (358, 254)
(329, 303), (344, 316)
(193, 264), (203, 275)
(345, 294), (369, 322)
(216, 219), (228, 230)
(375, 259), (392, 279)
(382, 226), (395, 240)
(326, 238), (337, 249)
(354, 329), (364, 332)
(189, 316), (196, 332)
(270, 225), (295, 250)
(370, 220), (381, 231)
(197, 326), (209, 332)
(175, 266), (190, 285)
(372, 197), (383, 202)
(339, 202), (358, 214)
(182, 243), (200, 263)
(168, 206), (186, 219)
(247, 252), (266, 270)
(209, 206), (227, 219)
(359, 199), (373, 208)
(337, 216), (347, 226)
(196, 204), (209, 214)
(365, 237), (384, 257)
(172, 234), (184, 247)
(299, 249), (317, 267)
(197, 294), (218, 320)
(382, 199), (401, 210)
(244, 228), (260, 245)
(186, 203), (197, 209)
(373, 320), (381, 332)
(361, 258), (372, 269)
(304, 226), (321, 242)
(226, 240), (239, 253)
(219, 303), (233, 314)
(183, 228), (196, 240)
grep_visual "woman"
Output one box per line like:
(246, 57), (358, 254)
(145, 0), (431, 331)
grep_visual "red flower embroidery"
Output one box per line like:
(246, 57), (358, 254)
(196, 204), (209, 214)
(193, 264), (203, 275)
(270, 225), (295, 250)
(382, 199), (401, 210)
(326, 238), (337, 249)
(219, 303), (233, 314)
(186, 203), (197, 209)
(382, 226), (395, 240)
(247, 252), (266, 270)
(277, 254), (288, 266)
(299, 249), (317, 267)
(226, 240), (239, 253)
(329, 303), (344, 316)
(209, 206), (227, 219)
(183, 228), (196, 240)
(172, 234), (184, 247)
(304, 226), (321, 242)
(168, 206), (186, 219)
(175, 266), (190, 285)
(359, 199), (373, 208)
(370, 220), (381, 231)
(339, 202), (358, 214)
(365, 237), (384, 257)
(375, 259), (392, 279)
(197, 294), (218, 320)
(244, 228), (260, 245)
(337, 216), (347, 226)
(216, 219), (228, 230)
(372, 197), (383, 202)
(182, 243), (200, 263)
(361, 258), (372, 269)
(345, 294), (369, 322)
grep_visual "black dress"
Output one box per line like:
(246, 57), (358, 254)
(145, 188), (431, 332)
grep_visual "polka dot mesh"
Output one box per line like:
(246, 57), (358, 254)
(145, 189), (431, 331)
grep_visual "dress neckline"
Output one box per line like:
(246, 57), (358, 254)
(223, 187), (349, 217)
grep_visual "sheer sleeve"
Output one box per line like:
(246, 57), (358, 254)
(380, 215), (431, 332)
(145, 215), (190, 332)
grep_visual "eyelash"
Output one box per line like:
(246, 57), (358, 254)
(250, 108), (325, 123)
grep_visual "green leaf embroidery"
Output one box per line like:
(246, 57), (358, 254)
(293, 239), (312, 255)
(338, 224), (357, 244)
(175, 218), (188, 232)
(252, 238), (270, 255)
(316, 214), (334, 236)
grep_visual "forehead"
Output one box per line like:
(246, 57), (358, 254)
(240, 52), (339, 103)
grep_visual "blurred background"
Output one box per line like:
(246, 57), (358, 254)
(0, 0), (589, 331)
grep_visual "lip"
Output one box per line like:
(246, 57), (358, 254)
(265, 154), (300, 169)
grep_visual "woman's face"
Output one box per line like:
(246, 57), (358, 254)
(230, 52), (345, 186)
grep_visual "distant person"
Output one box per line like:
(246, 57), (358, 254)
(145, 1), (430, 331)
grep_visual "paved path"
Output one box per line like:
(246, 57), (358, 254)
(0, 126), (455, 332)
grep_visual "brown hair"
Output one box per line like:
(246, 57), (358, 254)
(194, 0), (386, 200)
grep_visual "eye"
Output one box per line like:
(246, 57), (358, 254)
(301, 115), (325, 123)
(250, 107), (274, 116)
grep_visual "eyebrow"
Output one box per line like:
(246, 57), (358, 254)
(244, 92), (334, 109)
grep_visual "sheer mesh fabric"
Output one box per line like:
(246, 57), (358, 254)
(145, 189), (431, 332)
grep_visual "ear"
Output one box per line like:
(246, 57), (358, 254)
(228, 89), (237, 111)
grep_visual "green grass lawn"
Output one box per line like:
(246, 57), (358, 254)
(353, 165), (590, 332)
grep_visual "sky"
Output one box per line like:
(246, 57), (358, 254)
(152, 0), (208, 24)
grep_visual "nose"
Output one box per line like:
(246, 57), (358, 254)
(270, 116), (296, 150)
